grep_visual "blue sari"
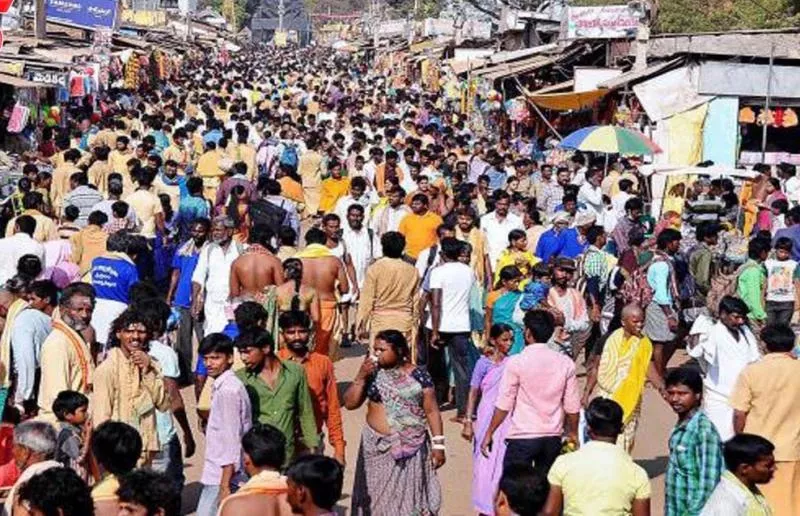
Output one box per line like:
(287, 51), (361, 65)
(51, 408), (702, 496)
(492, 291), (524, 355)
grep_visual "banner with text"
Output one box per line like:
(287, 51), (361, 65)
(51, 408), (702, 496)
(46, 0), (118, 31)
(565, 6), (638, 39)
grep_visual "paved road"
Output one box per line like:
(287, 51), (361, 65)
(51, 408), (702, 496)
(179, 347), (684, 515)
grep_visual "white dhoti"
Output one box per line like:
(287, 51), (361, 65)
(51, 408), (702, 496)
(703, 390), (734, 441)
(203, 297), (229, 336)
(91, 298), (128, 346)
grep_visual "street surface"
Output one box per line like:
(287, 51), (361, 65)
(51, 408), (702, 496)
(180, 347), (684, 515)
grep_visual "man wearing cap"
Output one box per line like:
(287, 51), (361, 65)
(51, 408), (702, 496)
(547, 257), (591, 360)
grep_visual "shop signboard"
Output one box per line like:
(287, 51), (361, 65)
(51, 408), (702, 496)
(45, 0), (119, 31)
(564, 6), (638, 39)
(25, 69), (70, 88)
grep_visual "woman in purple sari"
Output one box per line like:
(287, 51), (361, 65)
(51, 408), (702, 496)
(461, 323), (514, 515)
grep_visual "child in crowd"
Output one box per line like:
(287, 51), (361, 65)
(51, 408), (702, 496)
(771, 198), (789, 233)
(764, 237), (800, 326)
(53, 390), (91, 481)
(106, 201), (136, 234)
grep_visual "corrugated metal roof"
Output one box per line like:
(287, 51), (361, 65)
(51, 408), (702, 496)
(474, 54), (555, 80)
(598, 58), (684, 90)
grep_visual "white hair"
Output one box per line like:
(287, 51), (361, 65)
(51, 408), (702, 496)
(14, 421), (57, 458)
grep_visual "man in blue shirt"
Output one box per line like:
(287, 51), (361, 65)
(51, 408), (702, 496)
(89, 231), (140, 348)
(773, 205), (800, 261)
(167, 218), (210, 386)
(485, 151), (507, 193)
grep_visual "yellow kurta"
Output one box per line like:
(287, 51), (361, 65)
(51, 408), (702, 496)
(109, 150), (134, 176)
(88, 160), (114, 197)
(5, 209), (58, 242)
(298, 150), (323, 214)
(162, 145), (190, 174)
(230, 143), (258, 180)
(92, 347), (169, 453)
(197, 150), (225, 202)
(50, 163), (81, 214)
(319, 177), (350, 213)
(38, 321), (94, 422)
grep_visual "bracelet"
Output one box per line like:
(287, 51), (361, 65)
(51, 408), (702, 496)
(432, 444), (446, 451)
(431, 435), (446, 443)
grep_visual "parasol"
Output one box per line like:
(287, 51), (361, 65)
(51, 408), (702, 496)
(559, 125), (662, 155)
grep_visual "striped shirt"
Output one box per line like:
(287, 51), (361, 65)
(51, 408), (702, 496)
(63, 185), (103, 227)
(665, 410), (724, 516)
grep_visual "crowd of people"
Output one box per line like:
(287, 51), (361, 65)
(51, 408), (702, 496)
(0, 42), (796, 516)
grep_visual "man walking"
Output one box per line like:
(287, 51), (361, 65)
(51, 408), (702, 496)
(427, 238), (477, 421)
(664, 367), (724, 515)
(481, 310), (581, 477)
(731, 324), (800, 515)
(276, 311), (346, 465)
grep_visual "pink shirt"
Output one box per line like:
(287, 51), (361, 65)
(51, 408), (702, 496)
(495, 344), (581, 439)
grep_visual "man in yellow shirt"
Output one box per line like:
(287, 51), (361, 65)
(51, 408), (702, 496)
(6, 192), (57, 242)
(319, 161), (350, 213)
(50, 148), (82, 215)
(196, 141), (226, 202)
(162, 128), (190, 175)
(88, 146), (114, 197)
(109, 136), (135, 176)
(398, 193), (444, 259)
(543, 398), (651, 515)
(230, 131), (257, 180)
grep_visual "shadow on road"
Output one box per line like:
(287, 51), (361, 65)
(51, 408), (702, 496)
(636, 455), (669, 479)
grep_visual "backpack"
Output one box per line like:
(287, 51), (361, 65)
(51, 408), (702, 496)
(619, 264), (655, 308)
(250, 198), (288, 231)
(279, 143), (299, 170)
(705, 261), (758, 316)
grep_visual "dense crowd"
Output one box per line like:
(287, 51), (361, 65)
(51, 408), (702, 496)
(0, 43), (796, 516)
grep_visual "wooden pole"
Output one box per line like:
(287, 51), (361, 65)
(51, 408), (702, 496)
(34, 0), (46, 40)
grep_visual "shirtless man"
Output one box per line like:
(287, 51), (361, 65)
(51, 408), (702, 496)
(296, 228), (348, 359)
(229, 224), (285, 301)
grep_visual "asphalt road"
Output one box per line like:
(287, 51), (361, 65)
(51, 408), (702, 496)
(179, 347), (684, 515)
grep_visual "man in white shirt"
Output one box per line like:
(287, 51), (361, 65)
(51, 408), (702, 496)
(427, 237), (477, 421)
(340, 204), (376, 345)
(611, 178), (635, 223)
(687, 296), (761, 440)
(0, 215), (45, 285)
(191, 217), (242, 335)
(481, 191), (523, 277)
(578, 168), (604, 218)
(371, 187), (411, 247)
(333, 177), (377, 225)
(415, 224), (456, 280)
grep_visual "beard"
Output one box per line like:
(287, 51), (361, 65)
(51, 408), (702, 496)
(62, 313), (89, 332)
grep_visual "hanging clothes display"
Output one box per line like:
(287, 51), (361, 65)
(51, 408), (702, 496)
(7, 103), (29, 134)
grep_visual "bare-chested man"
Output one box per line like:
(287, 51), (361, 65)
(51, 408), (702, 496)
(295, 228), (348, 359)
(229, 224), (285, 301)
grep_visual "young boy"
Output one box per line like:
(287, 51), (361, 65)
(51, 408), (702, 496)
(106, 201), (136, 234)
(197, 333), (252, 516)
(764, 236), (800, 326)
(52, 390), (90, 481)
(286, 455), (344, 516)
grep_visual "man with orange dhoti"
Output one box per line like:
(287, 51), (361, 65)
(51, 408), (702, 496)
(296, 229), (348, 360)
(357, 232), (420, 356)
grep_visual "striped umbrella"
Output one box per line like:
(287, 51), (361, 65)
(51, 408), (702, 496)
(559, 125), (662, 155)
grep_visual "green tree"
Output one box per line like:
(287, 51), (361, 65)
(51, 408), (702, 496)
(571, 0), (800, 33)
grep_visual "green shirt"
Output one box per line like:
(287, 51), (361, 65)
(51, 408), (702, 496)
(236, 360), (319, 464)
(737, 259), (767, 321)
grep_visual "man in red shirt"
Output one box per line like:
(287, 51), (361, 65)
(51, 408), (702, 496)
(276, 310), (346, 465)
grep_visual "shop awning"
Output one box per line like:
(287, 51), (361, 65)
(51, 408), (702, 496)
(525, 88), (608, 110)
(0, 73), (56, 88)
(474, 54), (557, 81)
(598, 58), (684, 90)
(529, 80), (574, 94)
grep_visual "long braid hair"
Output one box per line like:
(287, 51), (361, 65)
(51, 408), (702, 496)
(283, 258), (303, 312)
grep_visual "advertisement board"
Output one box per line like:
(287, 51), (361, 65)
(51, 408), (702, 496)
(565, 6), (638, 39)
(45, 0), (118, 31)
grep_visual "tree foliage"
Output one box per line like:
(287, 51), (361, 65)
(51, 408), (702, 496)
(572, 0), (800, 33)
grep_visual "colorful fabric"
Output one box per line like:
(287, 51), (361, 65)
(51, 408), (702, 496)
(597, 328), (652, 423)
(373, 367), (430, 460)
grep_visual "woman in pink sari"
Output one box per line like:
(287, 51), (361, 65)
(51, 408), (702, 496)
(756, 177), (786, 232)
(39, 239), (79, 288)
(461, 323), (514, 515)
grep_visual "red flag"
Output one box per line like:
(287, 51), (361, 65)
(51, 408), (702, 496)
(0, 0), (13, 14)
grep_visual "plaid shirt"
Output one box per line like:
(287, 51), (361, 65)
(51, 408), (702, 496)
(541, 182), (564, 216)
(582, 246), (609, 280)
(665, 410), (723, 516)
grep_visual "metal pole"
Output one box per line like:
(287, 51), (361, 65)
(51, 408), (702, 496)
(34, 0), (46, 40)
(761, 42), (775, 162)
(278, 0), (285, 32)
